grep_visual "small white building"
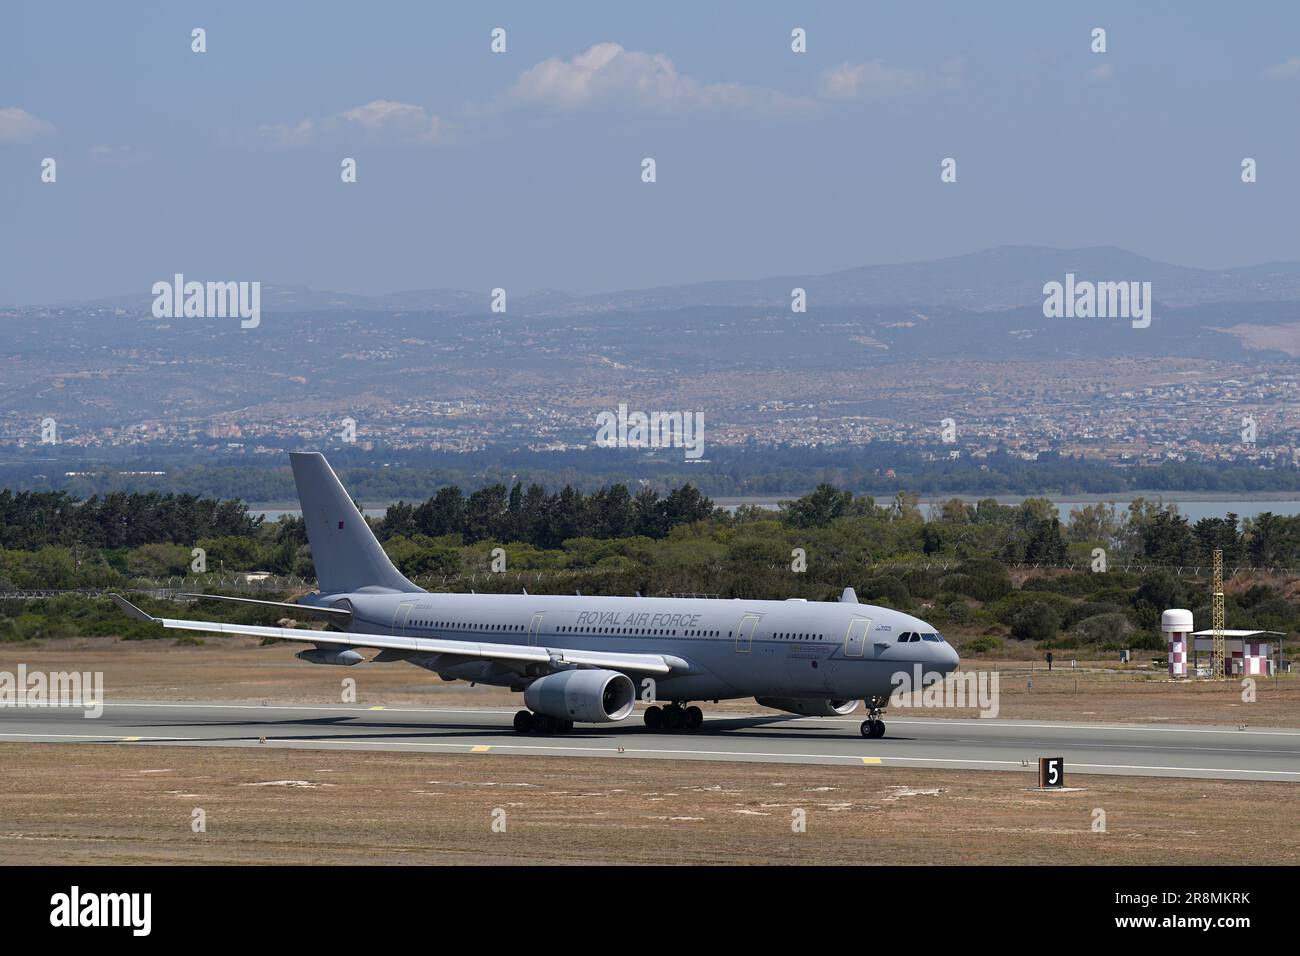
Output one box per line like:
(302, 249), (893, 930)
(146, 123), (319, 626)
(1190, 630), (1282, 677)
(1163, 609), (1282, 677)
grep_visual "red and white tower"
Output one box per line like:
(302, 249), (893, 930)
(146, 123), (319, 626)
(1162, 608), (1193, 678)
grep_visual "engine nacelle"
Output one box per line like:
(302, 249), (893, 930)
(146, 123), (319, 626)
(296, 647), (365, 666)
(756, 697), (860, 717)
(524, 669), (636, 723)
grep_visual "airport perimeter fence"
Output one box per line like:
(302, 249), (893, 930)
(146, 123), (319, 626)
(860, 559), (1300, 578)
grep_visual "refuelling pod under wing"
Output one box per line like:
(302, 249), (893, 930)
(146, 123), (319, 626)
(296, 646), (365, 666)
(524, 669), (636, 723)
(756, 697), (860, 717)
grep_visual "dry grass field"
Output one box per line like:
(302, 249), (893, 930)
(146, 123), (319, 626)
(1, 742), (1296, 865)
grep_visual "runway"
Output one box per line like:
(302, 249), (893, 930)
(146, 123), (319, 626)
(3, 701), (1300, 781)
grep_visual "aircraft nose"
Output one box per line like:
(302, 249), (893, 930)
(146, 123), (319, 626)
(939, 642), (960, 673)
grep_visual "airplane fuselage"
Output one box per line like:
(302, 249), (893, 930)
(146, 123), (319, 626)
(307, 590), (960, 703)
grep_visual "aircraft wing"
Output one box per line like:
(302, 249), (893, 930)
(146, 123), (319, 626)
(178, 592), (355, 622)
(110, 594), (682, 675)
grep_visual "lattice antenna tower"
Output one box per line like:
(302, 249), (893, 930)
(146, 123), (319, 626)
(1212, 548), (1226, 681)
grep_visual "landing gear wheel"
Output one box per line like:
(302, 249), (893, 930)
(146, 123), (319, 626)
(684, 705), (703, 730)
(663, 704), (685, 731)
(860, 696), (888, 740)
(643, 705), (663, 730)
(533, 713), (555, 735)
(513, 710), (534, 734)
(859, 719), (886, 739)
(558, 718), (574, 734)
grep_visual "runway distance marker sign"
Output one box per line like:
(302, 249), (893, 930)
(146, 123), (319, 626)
(1039, 756), (1065, 788)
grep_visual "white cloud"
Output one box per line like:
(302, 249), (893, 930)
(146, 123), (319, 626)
(506, 42), (815, 115)
(257, 118), (316, 149)
(0, 106), (55, 143)
(818, 59), (961, 101)
(338, 99), (444, 141)
(256, 100), (444, 148)
(1266, 56), (1300, 79)
(1086, 63), (1115, 83)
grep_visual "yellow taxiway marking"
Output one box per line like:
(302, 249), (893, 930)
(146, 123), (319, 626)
(122, 736), (142, 742)
(368, 706), (385, 711)
(470, 745), (492, 753)
(861, 757), (882, 765)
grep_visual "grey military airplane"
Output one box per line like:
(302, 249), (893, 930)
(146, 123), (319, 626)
(112, 452), (959, 738)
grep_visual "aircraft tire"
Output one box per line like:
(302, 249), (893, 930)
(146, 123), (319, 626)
(861, 718), (886, 739)
(643, 705), (663, 730)
(513, 710), (534, 734)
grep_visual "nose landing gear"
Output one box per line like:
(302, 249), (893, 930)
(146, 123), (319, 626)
(859, 698), (887, 739)
(860, 719), (885, 739)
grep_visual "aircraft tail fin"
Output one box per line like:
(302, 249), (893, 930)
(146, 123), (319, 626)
(289, 452), (423, 595)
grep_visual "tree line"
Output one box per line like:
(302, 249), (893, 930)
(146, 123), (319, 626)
(0, 489), (261, 551)
(375, 482), (716, 549)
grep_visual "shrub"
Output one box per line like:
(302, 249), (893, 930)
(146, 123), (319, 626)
(861, 575), (910, 608)
(1063, 601), (1129, 629)
(944, 599), (971, 624)
(1070, 612), (1134, 645)
(1009, 602), (1060, 642)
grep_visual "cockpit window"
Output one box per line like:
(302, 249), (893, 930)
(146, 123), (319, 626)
(921, 633), (941, 642)
(896, 632), (912, 643)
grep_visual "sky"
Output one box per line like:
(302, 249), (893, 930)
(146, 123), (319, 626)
(2, 1), (1299, 303)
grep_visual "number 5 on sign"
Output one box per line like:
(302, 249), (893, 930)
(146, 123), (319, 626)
(1039, 757), (1064, 789)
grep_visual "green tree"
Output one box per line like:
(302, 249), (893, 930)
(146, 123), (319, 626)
(1010, 602), (1060, 642)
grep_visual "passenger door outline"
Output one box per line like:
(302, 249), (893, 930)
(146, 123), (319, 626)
(843, 617), (872, 657)
(527, 612), (545, 646)
(392, 601), (416, 637)
(735, 613), (761, 653)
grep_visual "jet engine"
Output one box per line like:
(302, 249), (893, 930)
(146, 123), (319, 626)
(755, 697), (860, 717)
(524, 669), (636, 723)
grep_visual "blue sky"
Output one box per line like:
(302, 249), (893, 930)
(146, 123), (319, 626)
(2, 1), (1299, 303)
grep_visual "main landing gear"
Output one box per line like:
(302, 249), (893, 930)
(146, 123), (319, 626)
(859, 698), (887, 739)
(513, 710), (574, 735)
(513, 702), (705, 735)
(642, 702), (703, 732)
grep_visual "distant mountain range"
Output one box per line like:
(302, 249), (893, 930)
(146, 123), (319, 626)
(25, 245), (1300, 316)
